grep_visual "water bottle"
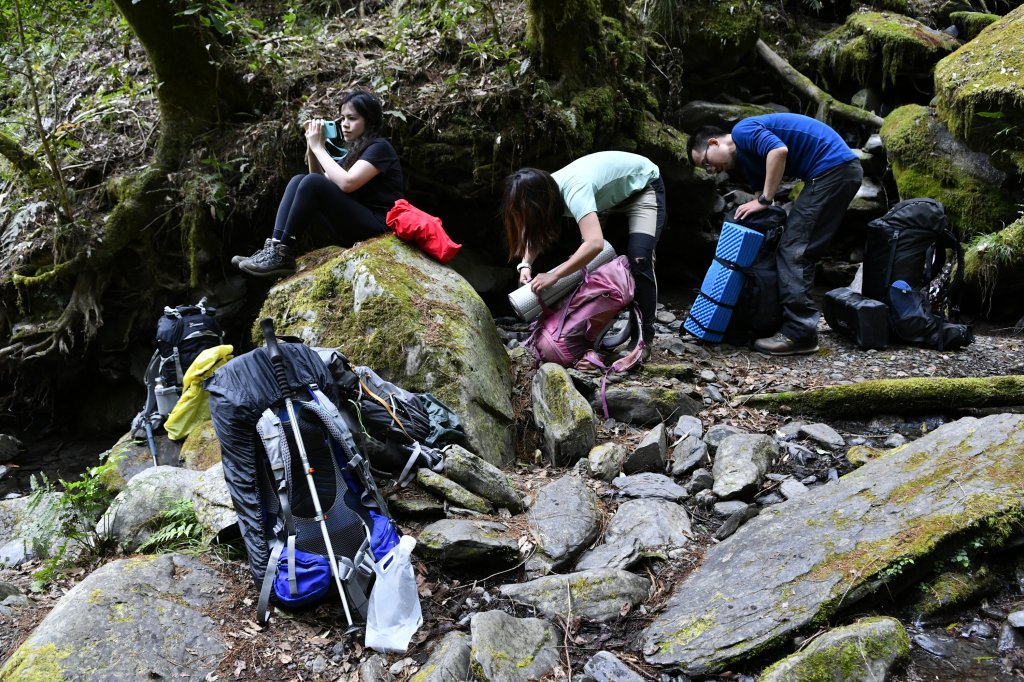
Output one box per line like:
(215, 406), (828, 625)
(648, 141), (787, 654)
(365, 535), (422, 653)
(153, 377), (181, 416)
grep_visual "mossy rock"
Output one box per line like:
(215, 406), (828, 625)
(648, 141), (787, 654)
(179, 419), (221, 471)
(907, 567), (1001, 616)
(880, 104), (1016, 238)
(809, 11), (960, 92)
(257, 235), (514, 467)
(964, 215), (1024, 306)
(949, 11), (1000, 40)
(934, 6), (1024, 168)
(660, 0), (763, 73)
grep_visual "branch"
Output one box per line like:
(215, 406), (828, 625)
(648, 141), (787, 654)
(754, 39), (885, 129)
(0, 129), (42, 178)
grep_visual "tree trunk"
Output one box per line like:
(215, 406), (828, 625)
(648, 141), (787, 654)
(526, 0), (627, 88)
(737, 376), (1024, 417)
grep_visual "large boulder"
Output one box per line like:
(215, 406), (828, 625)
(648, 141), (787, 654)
(258, 236), (513, 466)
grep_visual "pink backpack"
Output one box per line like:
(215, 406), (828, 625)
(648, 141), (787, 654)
(527, 256), (637, 368)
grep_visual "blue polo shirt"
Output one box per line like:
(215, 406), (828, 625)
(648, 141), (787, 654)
(731, 113), (856, 188)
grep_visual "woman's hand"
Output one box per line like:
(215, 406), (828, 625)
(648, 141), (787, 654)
(518, 266), (532, 286)
(304, 118), (325, 150)
(530, 271), (558, 293)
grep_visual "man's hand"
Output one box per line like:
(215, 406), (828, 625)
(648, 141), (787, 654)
(734, 199), (769, 221)
(530, 271), (559, 293)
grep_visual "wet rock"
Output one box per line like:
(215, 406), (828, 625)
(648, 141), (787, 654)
(416, 469), (492, 514)
(583, 651), (646, 682)
(576, 538), (643, 571)
(962, 620), (997, 639)
(586, 443), (628, 482)
(532, 363), (596, 467)
(417, 519), (520, 571)
(761, 617), (909, 682)
(909, 569), (1001, 617)
(498, 569), (650, 623)
(470, 610), (561, 682)
(999, 622), (1024, 652)
(704, 424), (747, 454)
(613, 473), (687, 501)
(711, 434), (778, 500)
(597, 385), (701, 426)
(799, 423), (845, 448)
(913, 632), (954, 657)
(442, 444), (525, 513)
(673, 416), (703, 440)
(623, 423), (667, 474)
(411, 631), (470, 682)
(529, 475), (601, 569)
(605, 498), (691, 550)
(96, 465), (201, 552)
(670, 434), (708, 477)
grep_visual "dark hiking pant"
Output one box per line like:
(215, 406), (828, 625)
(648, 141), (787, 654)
(272, 173), (387, 246)
(777, 159), (863, 343)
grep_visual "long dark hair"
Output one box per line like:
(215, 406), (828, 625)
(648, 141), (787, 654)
(501, 168), (562, 260)
(340, 89), (385, 170)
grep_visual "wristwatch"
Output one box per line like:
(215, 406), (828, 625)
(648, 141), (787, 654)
(757, 194), (773, 206)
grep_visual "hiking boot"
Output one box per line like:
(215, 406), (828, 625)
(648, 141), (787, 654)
(231, 238), (273, 268)
(239, 242), (296, 278)
(753, 333), (819, 356)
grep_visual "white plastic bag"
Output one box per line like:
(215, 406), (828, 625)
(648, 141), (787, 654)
(365, 535), (423, 653)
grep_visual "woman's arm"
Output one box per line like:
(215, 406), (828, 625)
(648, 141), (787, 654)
(305, 119), (382, 192)
(529, 212), (604, 293)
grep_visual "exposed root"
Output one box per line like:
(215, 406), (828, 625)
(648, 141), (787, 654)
(0, 272), (103, 361)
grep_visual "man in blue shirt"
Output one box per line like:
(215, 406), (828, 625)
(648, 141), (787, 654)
(688, 113), (863, 355)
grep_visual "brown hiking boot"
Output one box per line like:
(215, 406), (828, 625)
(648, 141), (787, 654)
(753, 333), (819, 356)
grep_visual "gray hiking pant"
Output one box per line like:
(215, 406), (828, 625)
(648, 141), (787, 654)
(777, 159), (863, 343)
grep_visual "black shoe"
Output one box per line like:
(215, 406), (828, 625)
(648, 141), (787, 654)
(753, 333), (819, 356)
(232, 238), (273, 268)
(239, 242), (296, 278)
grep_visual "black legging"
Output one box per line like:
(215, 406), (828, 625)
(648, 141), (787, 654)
(272, 174), (387, 246)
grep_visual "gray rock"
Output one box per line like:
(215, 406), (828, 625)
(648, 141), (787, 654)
(106, 432), (184, 487)
(1, 492), (71, 567)
(673, 415), (703, 440)
(713, 506), (758, 541)
(529, 475), (601, 569)
(687, 468), (714, 496)
(586, 443), (628, 482)
(643, 414), (1024, 676)
(597, 385), (701, 426)
(623, 423), (668, 474)
(0, 581), (21, 599)
(416, 469), (492, 514)
(442, 444), (525, 512)
(761, 617), (909, 682)
(498, 569), (650, 623)
(575, 538), (643, 571)
(0, 434), (20, 464)
(613, 473), (688, 501)
(1, 554), (226, 680)
(711, 434), (778, 500)
(775, 422), (804, 441)
(417, 519), (519, 572)
(800, 423), (845, 448)
(357, 654), (393, 682)
(2, 593), (30, 609)
(779, 479), (810, 500)
(1008, 610), (1024, 628)
(470, 610), (561, 682)
(413, 631), (471, 682)
(884, 433), (907, 448)
(532, 363), (596, 467)
(605, 498), (691, 550)
(192, 462), (237, 540)
(704, 424), (747, 454)
(999, 622), (1024, 652)
(96, 465), (202, 551)
(913, 633), (953, 657)
(583, 651), (646, 682)
(712, 500), (749, 517)
(670, 434), (708, 477)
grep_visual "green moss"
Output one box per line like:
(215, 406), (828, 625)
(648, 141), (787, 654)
(0, 643), (72, 681)
(762, 617), (910, 681)
(655, 614), (716, 653)
(180, 421), (221, 471)
(949, 11), (1000, 41)
(912, 569), (1000, 616)
(641, 362), (697, 381)
(964, 216), (1024, 308)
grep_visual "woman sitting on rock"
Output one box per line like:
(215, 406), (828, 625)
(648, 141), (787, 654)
(501, 151), (666, 362)
(233, 90), (405, 278)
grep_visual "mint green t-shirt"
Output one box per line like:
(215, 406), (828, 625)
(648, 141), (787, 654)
(551, 151), (660, 223)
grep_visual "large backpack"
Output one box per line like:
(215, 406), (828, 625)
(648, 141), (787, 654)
(861, 198), (965, 315)
(723, 206), (786, 345)
(526, 255), (636, 367)
(207, 340), (399, 626)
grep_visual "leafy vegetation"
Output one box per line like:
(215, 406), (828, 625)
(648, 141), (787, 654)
(136, 498), (205, 554)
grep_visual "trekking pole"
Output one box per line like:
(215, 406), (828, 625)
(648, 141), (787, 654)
(260, 318), (356, 627)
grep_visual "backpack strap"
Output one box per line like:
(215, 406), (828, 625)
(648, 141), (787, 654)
(256, 540), (286, 625)
(883, 226), (901, 302)
(257, 409), (300, 592)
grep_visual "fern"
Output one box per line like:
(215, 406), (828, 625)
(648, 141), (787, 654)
(137, 498), (205, 554)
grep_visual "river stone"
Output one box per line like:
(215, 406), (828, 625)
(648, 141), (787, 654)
(410, 631), (471, 682)
(623, 423), (668, 474)
(499, 569), (650, 623)
(96, 465), (201, 551)
(532, 363), (596, 467)
(470, 610), (561, 682)
(416, 468), (492, 514)
(712, 433), (778, 500)
(604, 498), (691, 550)
(0, 492), (69, 567)
(779, 478), (810, 499)
(687, 468), (714, 495)
(643, 413), (1024, 676)
(713, 500), (749, 517)
(800, 423), (845, 448)
(583, 651), (646, 682)
(529, 474), (601, 568)
(704, 424), (747, 454)
(713, 506), (759, 541)
(417, 519), (519, 571)
(575, 537), (643, 571)
(0, 554), (226, 680)
(613, 473), (687, 501)
(388, 496), (446, 520)
(258, 236), (514, 467)
(909, 569), (1002, 617)
(1010, 611), (1024, 629)
(760, 616), (910, 682)
(673, 415), (703, 440)
(586, 442), (628, 482)
(358, 654), (391, 682)
(192, 462), (237, 540)
(671, 434), (708, 477)
(442, 444), (524, 512)
(597, 385), (701, 426)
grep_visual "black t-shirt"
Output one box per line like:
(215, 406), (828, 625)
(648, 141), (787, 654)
(351, 138), (405, 216)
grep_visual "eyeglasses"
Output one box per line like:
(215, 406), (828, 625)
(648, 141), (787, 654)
(699, 144), (713, 173)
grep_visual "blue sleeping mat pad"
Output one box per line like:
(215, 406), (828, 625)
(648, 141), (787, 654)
(684, 222), (765, 342)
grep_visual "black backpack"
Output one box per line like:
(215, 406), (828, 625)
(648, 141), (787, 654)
(723, 206), (786, 345)
(862, 198), (965, 316)
(889, 280), (974, 351)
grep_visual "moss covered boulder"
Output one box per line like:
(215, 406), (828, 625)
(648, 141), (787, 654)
(810, 11), (960, 93)
(880, 104), (1015, 238)
(964, 215), (1024, 306)
(934, 6), (1024, 173)
(663, 0), (763, 74)
(258, 235), (513, 467)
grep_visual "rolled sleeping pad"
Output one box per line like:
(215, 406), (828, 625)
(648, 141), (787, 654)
(508, 240), (617, 321)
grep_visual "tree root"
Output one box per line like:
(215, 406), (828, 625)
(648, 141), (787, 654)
(0, 272), (102, 360)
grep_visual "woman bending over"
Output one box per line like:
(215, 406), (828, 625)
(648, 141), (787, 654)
(234, 90), (405, 278)
(502, 151), (666, 360)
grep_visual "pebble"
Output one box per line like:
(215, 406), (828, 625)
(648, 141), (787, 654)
(912, 633), (953, 657)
